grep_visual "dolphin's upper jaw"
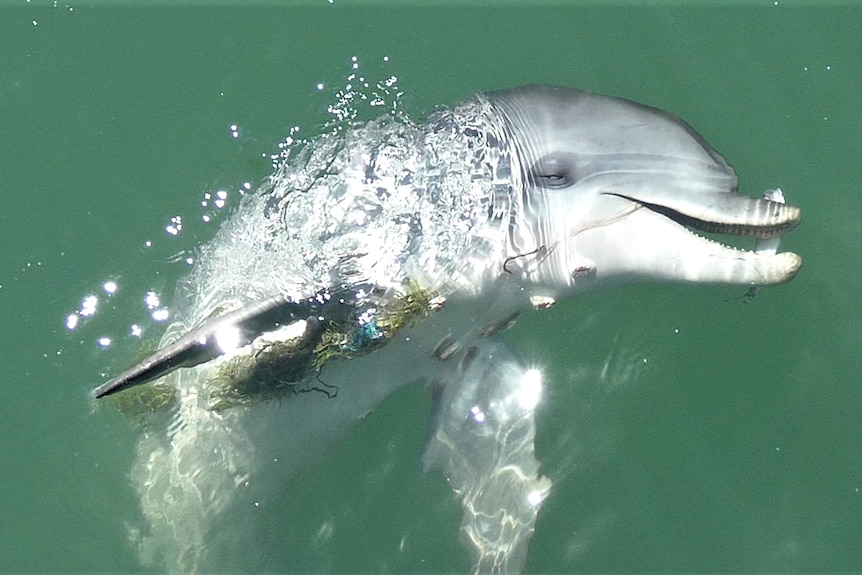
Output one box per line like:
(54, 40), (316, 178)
(609, 191), (802, 241)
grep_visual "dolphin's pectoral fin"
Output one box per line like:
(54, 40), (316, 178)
(94, 283), (443, 403)
(92, 293), (339, 399)
(423, 340), (551, 574)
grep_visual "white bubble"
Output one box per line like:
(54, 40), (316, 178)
(470, 405), (485, 423)
(165, 215), (183, 236)
(80, 295), (98, 316)
(145, 291), (160, 309)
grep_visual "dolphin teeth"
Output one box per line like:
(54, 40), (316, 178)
(744, 188), (791, 301)
(754, 188), (787, 255)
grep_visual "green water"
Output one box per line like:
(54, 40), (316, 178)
(1, 3), (860, 573)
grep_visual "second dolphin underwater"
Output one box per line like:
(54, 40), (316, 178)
(95, 85), (802, 573)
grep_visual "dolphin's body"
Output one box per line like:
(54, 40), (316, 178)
(96, 85), (801, 573)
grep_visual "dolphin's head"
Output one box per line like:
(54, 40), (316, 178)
(487, 85), (802, 293)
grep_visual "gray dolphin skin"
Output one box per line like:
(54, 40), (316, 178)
(94, 85), (801, 574)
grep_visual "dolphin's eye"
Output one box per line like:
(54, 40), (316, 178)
(528, 153), (577, 189)
(538, 173), (568, 187)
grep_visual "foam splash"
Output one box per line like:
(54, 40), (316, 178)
(117, 73), (546, 573)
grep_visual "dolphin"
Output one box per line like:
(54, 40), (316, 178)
(94, 85), (801, 573)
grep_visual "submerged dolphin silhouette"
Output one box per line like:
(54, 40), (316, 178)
(95, 85), (801, 573)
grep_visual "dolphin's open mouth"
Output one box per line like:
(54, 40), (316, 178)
(578, 189), (803, 287)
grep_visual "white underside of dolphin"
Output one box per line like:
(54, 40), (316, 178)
(95, 85), (801, 574)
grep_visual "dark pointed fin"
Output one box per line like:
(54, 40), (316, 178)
(93, 295), (311, 399)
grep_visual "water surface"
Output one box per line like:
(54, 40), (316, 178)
(1, 3), (859, 572)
